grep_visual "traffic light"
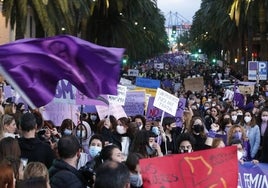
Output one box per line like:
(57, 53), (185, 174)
(172, 25), (176, 34)
(212, 59), (216, 64)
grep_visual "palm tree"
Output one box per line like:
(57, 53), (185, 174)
(1, 0), (168, 61)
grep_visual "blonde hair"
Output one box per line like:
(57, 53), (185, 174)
(23, 162), (49, 182)
(227, 124), (246, 145)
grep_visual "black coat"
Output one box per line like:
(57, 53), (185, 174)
(260, 122), (268, 163)
(49, 159), (87, 188)
(18, 137), (55, 169)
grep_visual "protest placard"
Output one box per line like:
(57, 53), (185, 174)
(184, 77), (204, 92)
(135, 87), (157, 97)
(146, 97), (186, 126)
(135, 77), (160, 89)
(44, 102), (79, 126)
(238, 85), (255, 95)
(123, 91), (145, 116)
(153, 88), (179, 116)
(108, 85), (127, 106)
(140, 146), (238, 188)
(96, 104), (127, 119)
(128, 69), (139, 77)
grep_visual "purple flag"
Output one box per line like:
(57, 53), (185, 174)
(0, 35), (124, 108)
(233, 82), (244, 109)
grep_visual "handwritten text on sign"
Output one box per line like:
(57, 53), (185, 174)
(153, 88), (179, 116)
(108, 85), (127, 106)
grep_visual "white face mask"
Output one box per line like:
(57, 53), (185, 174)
(244, 116), (252, 123)
(116, 125), (126, 134)
(76, 130), (86, 138)
(237, 150), (244, 160)
(231, 115), (237, 122)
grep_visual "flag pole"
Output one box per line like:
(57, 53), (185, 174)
(0, 66), (37, 109)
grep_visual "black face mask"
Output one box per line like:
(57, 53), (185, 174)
(223, 118), (230, 125)
(193, 124), (203, 133)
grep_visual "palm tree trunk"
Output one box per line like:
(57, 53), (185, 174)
(258, 0), (267, 60)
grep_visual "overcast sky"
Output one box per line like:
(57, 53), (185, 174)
(157, 0), (202, 23)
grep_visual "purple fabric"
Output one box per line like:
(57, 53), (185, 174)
(0, 35), (124, 107)
(233, 82), (244, 109)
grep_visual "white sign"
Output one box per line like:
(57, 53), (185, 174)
(96, 104), (127, 120)
(154, 63), (164, 69)
(108, 85), (127, 105)
(153, 88), (179, 116)
(128, 69), (139, 77)
(223, 89), (234, 101)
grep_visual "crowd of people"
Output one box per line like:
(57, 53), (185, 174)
(0, 54), (268, 188)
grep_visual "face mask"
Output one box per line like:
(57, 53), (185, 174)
(225, 127), (230, 133)
(180, 149), (191, 153)
(116, 125), (126, 135)
(151, 127), (160, 136)
(63, 129), (72, 135)
(89, 146), (102, 158)
(204, 107), (209, 110)
(90, 115), (97, 121)
(233, 132), (242, 140)
(130, 173), (143, 187)
(262, 116), (268, 122)
(212, 103), (216, 107)
(237, 150), (244, 160)
(231, 115), (237, 122)
(76, 130), (86, 138)
(223, 118), (230, 125)
(244, 116), (252, 123)
(208, 99), (212, 102)
(193, 124), (203, 133)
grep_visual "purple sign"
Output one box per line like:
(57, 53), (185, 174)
(238, 162), (268, 188)
(123, 91), (145, 116)
(146, 97), (186, 127)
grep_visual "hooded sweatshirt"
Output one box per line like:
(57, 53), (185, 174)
(18, 137), (55, 168)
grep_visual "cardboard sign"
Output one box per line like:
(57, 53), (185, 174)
(238, 85), (254, 95)
(140, 146), (238, 188)
(153, 88), (179, 116)
(184, 77), (204, 92)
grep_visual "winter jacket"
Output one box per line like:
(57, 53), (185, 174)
(49, 159), (87, 188)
